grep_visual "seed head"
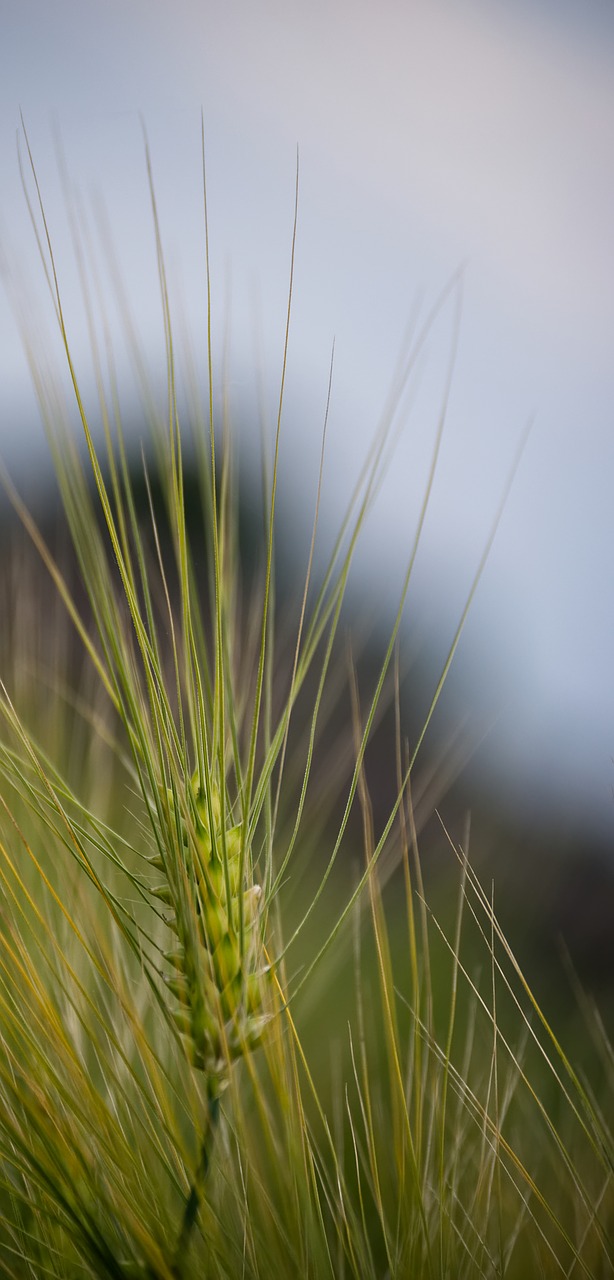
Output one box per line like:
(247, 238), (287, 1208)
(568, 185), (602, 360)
(152, 775), (272, 1085)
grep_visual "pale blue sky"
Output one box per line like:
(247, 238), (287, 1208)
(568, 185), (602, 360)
(2, 0), (614, 834)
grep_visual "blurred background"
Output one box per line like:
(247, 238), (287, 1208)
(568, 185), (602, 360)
(1, 0), (614, 989)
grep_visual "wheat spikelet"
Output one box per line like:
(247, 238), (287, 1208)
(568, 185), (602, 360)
(150, 774), (272, 1088)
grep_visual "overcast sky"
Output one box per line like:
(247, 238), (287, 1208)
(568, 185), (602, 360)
(2, 0), (614, 835)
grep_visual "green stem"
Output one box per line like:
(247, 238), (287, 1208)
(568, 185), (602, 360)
(173, 1088), (221, 1277)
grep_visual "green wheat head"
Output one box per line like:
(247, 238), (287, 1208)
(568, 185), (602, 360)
(153, 773), (272, 1084)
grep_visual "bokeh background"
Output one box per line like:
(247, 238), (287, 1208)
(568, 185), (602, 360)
(1, 1), (613, 887)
